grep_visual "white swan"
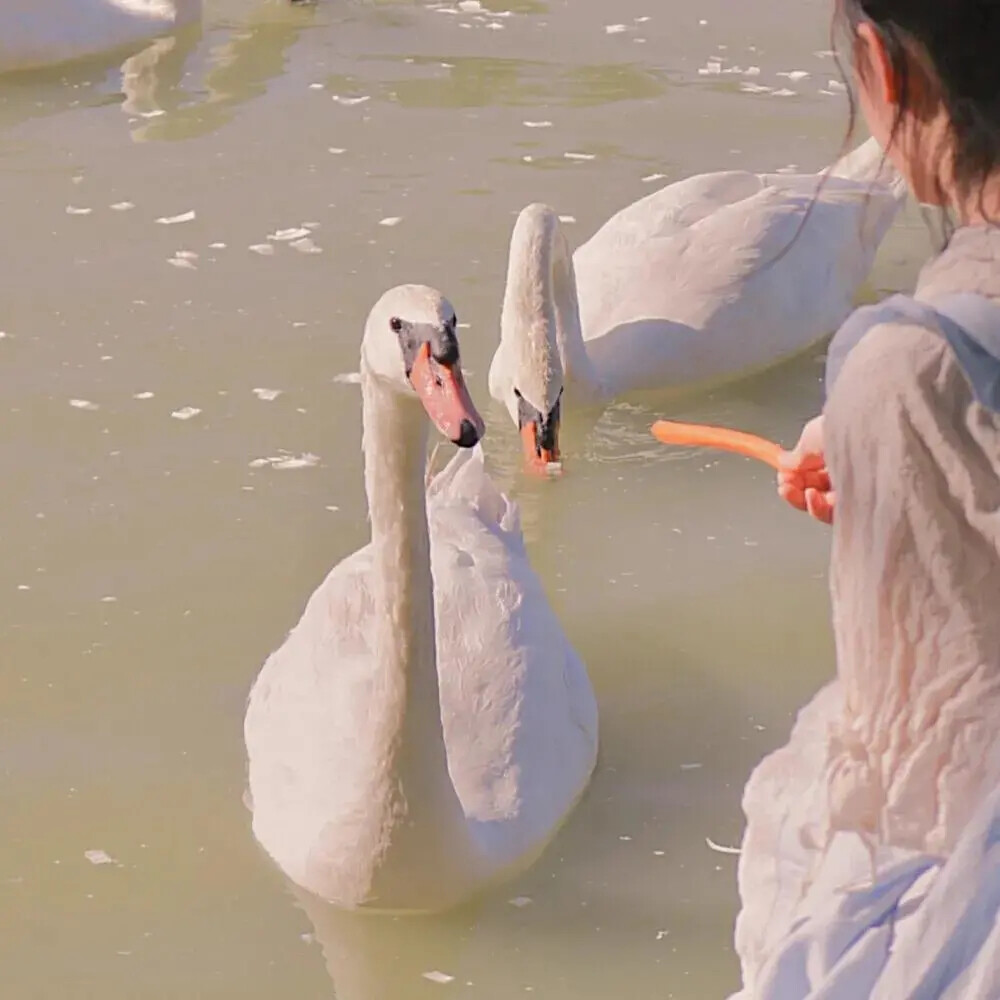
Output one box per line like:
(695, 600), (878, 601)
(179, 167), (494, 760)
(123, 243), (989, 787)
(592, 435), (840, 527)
(489, 137), (907, 468)
(0, 1), (203, 73)
(244, 284), (598, 913)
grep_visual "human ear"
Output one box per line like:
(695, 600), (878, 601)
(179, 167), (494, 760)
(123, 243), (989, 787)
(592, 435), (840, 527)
(855, 21), (899, 105)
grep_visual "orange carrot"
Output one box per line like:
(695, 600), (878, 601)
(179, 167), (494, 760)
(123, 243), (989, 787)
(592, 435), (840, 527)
(651, 419), (783, 470)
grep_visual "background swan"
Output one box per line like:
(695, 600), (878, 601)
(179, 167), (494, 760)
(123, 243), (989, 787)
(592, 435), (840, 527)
(0, 0), (309, 74)
(0, 2), (203, 73)
(244, 285), (598, 913)
(489, 137), (907, 469)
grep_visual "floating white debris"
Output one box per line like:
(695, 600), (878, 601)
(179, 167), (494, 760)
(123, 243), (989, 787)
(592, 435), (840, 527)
(168, 257), (196, 270)
(605, 23), (628, 34)
(827, 79), (847, 92)
(378, 217), (402, 227)
(740, 82), (773, 94)
(457, 0), (482, 10)
(100, 596), (118, 603)
(523, 120), (552, 128)
(619, 835), (632, 842)
(325, 505), (340, 512)
(84, 849), (116, 866)
(66, 206), (92, 215)
(679, 762), (703, 771)
(174, 250), (198, 260)
(290, 237), (322, 254)
(745, 66), (761, 76)
(564, 152), (595, 161)
(334, 372), (361, 384)
(771, 88), (797, 97)
(422, 971), (455, 985)
(775, 164), (800, 174)
(133, 391), (154, 400)
(656, 930), (669, 941)
(332, 94), (370, 106)
(778, 70), (810, 82)
(69, 399), (99, 411)
(252, 388), (282, 402)
(328, 147), (347, 154)
(706, 837), (742, 856)
(249, 243), (275, 255)
(308, 83), (324, 90)
(643, 172), (667, 183)
(269, 227), (311, 242)
(110, 201), (135, 211)
(170, 406), (201, 421)
(508, 896), (533, 907)
(16, 584), (30, 591)
(558, 215), (576, 223)
(274, 454), (319, 470)
(156, 210), (196, 225)
(249, 452), (321, 471)
(698, 60), (723, 75)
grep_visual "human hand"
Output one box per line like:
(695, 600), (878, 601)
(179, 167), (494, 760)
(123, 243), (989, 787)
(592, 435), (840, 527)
(777, 416), (834, 524)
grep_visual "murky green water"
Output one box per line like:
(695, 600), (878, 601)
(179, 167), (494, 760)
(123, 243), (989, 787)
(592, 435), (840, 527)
(0, 1), (929, 997)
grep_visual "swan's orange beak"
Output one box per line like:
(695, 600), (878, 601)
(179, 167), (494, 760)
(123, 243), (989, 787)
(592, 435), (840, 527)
(520, 422), (560, 473)
(516, 389), (562, 475)
(409, 341), (485, 448)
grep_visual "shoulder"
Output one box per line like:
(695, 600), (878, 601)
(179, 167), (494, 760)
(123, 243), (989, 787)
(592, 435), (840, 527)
(826, 297), (955, 414)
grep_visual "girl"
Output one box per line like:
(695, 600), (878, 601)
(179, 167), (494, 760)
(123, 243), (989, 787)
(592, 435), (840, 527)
(733, 2), (1000, 997)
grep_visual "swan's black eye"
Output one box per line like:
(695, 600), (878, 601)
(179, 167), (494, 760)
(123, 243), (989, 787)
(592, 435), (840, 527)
(389, 317), (403, 333)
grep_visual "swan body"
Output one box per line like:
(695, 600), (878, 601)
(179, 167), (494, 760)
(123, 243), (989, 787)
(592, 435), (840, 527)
(0, 1), (202, 73)
(244, 285), (598, 912)
(490, 138), (908, 466)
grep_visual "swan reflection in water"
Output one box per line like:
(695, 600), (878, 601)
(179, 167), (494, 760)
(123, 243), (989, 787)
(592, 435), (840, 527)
(292, 885), (476, 998)
(122, 2), (317, 142)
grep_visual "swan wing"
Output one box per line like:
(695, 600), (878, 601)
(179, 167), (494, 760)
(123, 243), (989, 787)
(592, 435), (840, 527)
(427, 446), (598, 857)
(575, 172), (902, 392)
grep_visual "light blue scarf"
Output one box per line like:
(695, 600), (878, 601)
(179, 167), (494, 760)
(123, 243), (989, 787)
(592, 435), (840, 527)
(826, 292), (1000, 412)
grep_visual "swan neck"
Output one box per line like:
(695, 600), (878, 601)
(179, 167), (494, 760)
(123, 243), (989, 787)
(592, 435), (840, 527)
(503, 212), (601, 400)
(359, 366), (471, 884)
(361, 368), (439, 756)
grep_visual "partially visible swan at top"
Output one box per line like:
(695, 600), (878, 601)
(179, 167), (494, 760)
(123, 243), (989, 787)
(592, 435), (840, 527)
(0, 0), (309, 74)
(0, 2), (202, 73)
(489, 137), (908, 469)
(244, 284), (598, 913)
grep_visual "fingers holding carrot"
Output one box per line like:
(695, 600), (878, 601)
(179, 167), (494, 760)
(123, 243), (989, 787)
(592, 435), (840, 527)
(650, 413), (835, 525)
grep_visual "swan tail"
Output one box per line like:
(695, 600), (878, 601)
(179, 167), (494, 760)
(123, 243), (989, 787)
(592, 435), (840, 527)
(827, 136), (908, 202)
(428, 444), (521, 535)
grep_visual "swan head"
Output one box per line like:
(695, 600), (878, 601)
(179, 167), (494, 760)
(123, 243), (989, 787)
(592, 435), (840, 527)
(491, 203), (568, 472)
(363, 284), (485, 448)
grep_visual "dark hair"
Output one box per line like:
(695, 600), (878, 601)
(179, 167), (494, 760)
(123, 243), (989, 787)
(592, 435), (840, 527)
(834, 0), (1000, 218)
